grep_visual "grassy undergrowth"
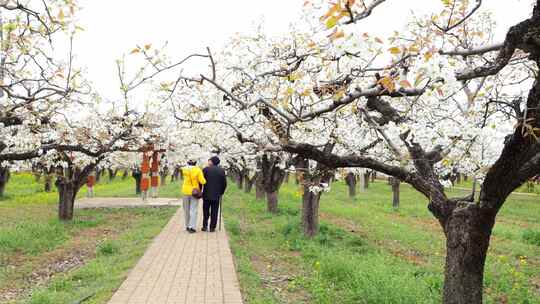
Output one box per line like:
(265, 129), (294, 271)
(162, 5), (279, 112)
(0, 173), (179, 304)
(223, 180), (540, 304)
(1, 172), (538, 303)
(24, 207), (175, 304)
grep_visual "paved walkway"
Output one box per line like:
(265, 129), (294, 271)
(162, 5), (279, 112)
(75, 198), (244, 304)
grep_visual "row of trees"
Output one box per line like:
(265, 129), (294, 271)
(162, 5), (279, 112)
(2, 0), (538, 303)
(154, 1), (540, 303)
(0, 1), (211, 219)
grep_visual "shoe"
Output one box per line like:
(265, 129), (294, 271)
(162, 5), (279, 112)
(202, 227), (207, 232)
(186, 227), (189, 231)
(209, 228), (216, 232)
(188, 228), (196, 233)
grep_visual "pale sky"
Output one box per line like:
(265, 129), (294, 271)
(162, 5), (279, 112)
(73, 0), (534, 102)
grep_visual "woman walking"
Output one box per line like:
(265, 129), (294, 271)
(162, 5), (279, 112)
(181, 159), (206, 233)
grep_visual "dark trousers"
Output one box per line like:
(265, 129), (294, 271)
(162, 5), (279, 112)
(202, 198), (220, 230)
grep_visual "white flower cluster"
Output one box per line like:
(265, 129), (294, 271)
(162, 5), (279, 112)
(309, 182), (331, 194)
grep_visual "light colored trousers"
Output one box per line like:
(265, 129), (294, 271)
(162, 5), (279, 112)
(183, 196), (199, 229)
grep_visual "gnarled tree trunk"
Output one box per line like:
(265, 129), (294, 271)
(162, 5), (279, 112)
(293, 149), (333, 237)
(255, 184), (265, 200)
(44, 174), (53, 192)
(261, 154), (285, 213)
(255, 172), (265, 200)
(57, 179), (77, 220)
(345, 172), (356, 197)
(266, 191), (278, 213)
(55, 163), (95, 221)
(302, 188), (321, 237)
(442, 202), (494, 304)
(0, 167), (10, 197)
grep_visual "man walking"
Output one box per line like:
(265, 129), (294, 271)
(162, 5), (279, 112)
(202, 156), (227, 232)
(181, 159), (206, 233)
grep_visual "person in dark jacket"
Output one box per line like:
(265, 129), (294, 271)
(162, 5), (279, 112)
(202, 156), (227, 232)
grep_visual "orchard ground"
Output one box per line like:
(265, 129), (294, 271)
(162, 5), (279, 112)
(0, 173), (538, 303)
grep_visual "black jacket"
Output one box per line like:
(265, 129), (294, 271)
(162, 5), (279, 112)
(202, 165), (227, 201)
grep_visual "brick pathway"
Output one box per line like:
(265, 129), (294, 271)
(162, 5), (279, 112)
(80, 199), (244, 304)
(76, 197), (182, 209)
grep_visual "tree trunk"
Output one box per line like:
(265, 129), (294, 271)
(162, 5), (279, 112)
(160, 173), (167, 186)
(0, 167), (9, 197)
(44, 175), (53, 192)
(108, 168), (118, 181)
(171, 167), (179, 182)
(266, 191), (278, 213)
(463, 175), (468, 182)
(132, 170), (142, 195)
(57, 180), (77, 221)
(371, 171), (376, 182)
(345, 172), (356, 198)
(442, 203), (494, 304)
(359, 172), (366, 193)
(159, 166), (169, 186)
(363, 172), (370, 189)
(302, 187), (321, 237)
(348, 179), (356, 197)
(456, 173), (462, 184)
(391, 178), (400, 208)
(255, 172), (265, 200)
(256, 183), (265, 200)
(236, 174), (244, 190)
(122, 169), (129, 180)
(285, 172), (290, 183)
(95, 169), (101, 183)
(135, 177), (141, 194)
(260, 154), (285, 212)
(244, 176), (254, 193)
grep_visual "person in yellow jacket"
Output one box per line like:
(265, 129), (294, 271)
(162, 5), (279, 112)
(182, 159), (206, 233)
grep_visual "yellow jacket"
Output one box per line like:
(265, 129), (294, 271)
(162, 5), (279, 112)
(181, 166), (206, 196)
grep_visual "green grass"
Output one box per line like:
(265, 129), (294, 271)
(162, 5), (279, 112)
(24, 207), (175, 304)
(223, 179), (540, 304)
(454, 178), (540, 195)
(1, 172), (538, 303)
(0, 173), (180, 257)
(523, 229), (540, 246)
(0, 173), (179, 304)
(90, 175), (181, 198)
